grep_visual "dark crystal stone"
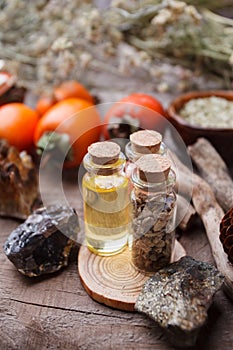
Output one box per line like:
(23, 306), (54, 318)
(4, 205), (79, 277)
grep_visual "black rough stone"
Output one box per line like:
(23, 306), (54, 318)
(3, 205), (79, 277)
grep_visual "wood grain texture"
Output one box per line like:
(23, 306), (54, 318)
(78, 240), (186, 312)
(188, 138), (233, 212)
(172, 152), (233, 300)
(1, 179), (233, 350)
(176, 194), (196, 231)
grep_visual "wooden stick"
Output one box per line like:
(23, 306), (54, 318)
(175, 174), (193, 200)
(168, 150), (193, 200)
(172, 152), (233, 299)
(176, 194), (196, 231)
(188, 138), (233, 212)
(162, 152), (196, 230)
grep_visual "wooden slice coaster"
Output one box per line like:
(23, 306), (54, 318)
(78, 239), (186, 312)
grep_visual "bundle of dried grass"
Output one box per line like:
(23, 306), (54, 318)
(109, 0), (233, 80)
(0, 0), (123, 92)
(0, 0), (232, 92)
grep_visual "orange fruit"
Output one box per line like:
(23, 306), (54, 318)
(0, 103), (39, 151)
(34, 98), (101, 167)
(36, 94), (56, 117)
(36, 81), (94, 117)
(54, 80), (94, 104)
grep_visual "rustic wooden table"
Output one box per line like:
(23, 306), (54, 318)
(1, 162), (233, 350)
(1, 71), (233, 350)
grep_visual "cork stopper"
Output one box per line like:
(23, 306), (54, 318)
(130, 130), (162, 154)
(135, 154), (171, 183)
(88, 141), (121, 165)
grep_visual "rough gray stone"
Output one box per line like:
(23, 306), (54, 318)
(135, 256), (224, 347)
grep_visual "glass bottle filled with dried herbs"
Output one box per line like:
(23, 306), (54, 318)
(82, 141), (130, 256)
(130, 153), (176, 273)
(125, 130), (167, 177)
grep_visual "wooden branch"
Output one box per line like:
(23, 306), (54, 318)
(168, 151), (194, 200)
(192, 177), (233, 299)
(188, 138), (233, 212)
(175, 174), (193, 200)
(172, 152), (233, 299)
(176, 194), (196, 231)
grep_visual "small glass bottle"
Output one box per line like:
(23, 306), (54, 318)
(125, 130), (167, 177)
(130, 153), (177, 273)
(82, 141), (130, 256)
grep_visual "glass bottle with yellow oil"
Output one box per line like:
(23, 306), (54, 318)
(82, 141), (130, 256)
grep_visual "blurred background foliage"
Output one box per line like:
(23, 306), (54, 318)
(0, 0), (232, 92)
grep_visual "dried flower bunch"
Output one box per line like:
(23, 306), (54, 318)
(0, 0), (232, 92)
(0, 0), (123, 92)
(110, 0), (233, 79)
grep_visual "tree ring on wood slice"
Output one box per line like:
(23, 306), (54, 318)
(78, 240), (186, 311)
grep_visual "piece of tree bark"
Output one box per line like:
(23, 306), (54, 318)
(168, 150), (193, 200)
(175, 174), (193, 200)
(176, 194), (196, 231)
(188, 138), (233, 212)
(172, 152), (233, 299)
(192, 178), (233, 299)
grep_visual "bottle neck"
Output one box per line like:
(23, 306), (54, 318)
(131, 167), (176, 194)
(83, 152), (126, 176)
(125, 141), (167, 162)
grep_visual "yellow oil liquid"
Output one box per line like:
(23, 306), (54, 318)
(83, 174), (130, 255)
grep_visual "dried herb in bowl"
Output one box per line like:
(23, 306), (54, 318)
(167, 90), (233, 167)
(180, 96), (233, 128)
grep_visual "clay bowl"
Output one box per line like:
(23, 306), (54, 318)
(167, 90), (233, 167)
